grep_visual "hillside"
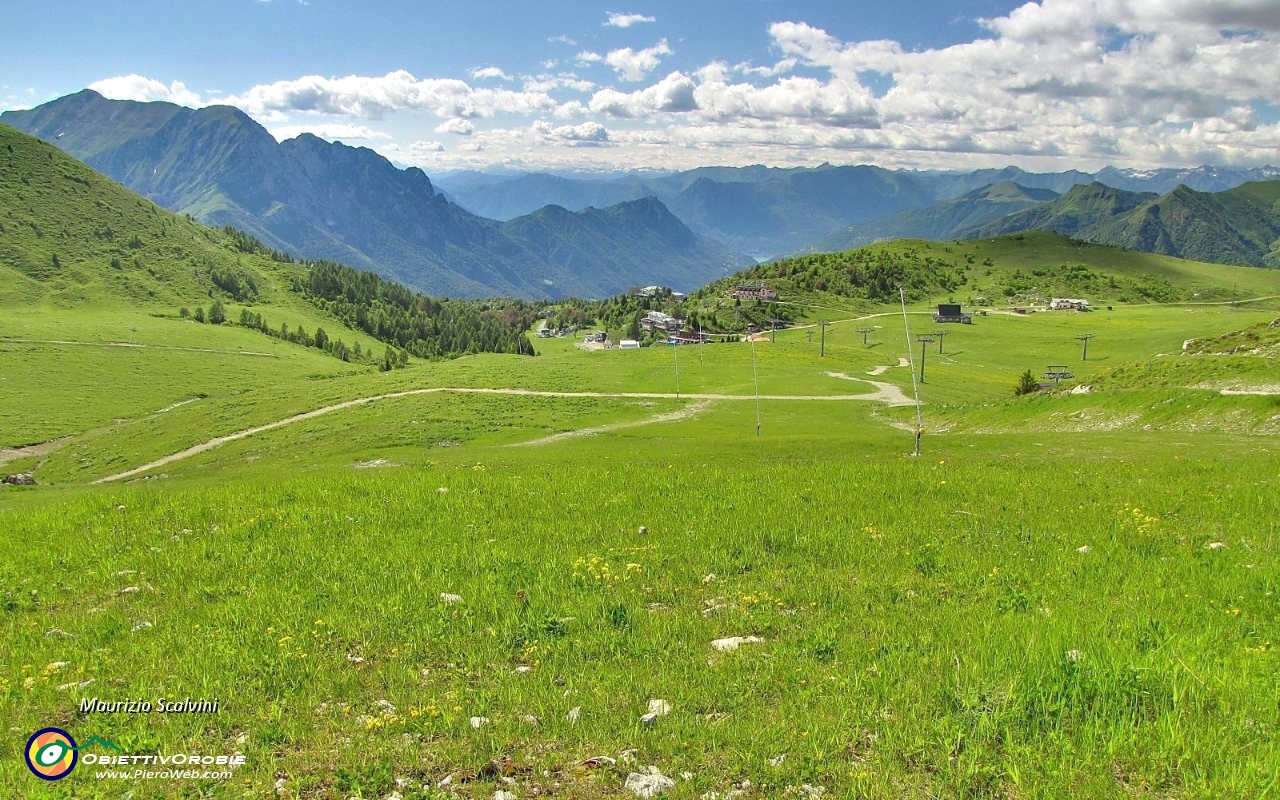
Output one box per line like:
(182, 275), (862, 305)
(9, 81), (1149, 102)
(690, 231), (1280, 322)
(0, 123), (533, 365)
(812, 181), (1059, 252)
(962, 182), (1155, 239)
(1084, 181), (1280, 267)
(963, 180), (1280, 268)
(2, 91), (751, 299)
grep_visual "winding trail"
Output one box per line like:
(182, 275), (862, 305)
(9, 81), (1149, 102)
(512, 400), (714, 447)
(92, 378), (915, 484)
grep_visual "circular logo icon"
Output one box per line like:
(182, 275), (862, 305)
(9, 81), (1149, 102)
(25, 728), (77, 780)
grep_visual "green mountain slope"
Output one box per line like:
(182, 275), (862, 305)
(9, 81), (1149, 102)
(3, 91), (751, 299)
(961, 180), (1280, 268)
(0, 123), (533, 363)
(1084, 182), (1280, 267)
(962, 182), (1155, 239)
(812, 181), (1060, 252)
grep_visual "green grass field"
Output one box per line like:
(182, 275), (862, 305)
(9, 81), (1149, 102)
(4, 281), (1280, 798)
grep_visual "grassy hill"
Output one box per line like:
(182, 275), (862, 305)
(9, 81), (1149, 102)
(686, 232), (1280, 331)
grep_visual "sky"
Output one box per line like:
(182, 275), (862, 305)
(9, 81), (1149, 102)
(3, 0), (1280, 174)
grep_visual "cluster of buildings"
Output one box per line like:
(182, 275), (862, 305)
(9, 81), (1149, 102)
(733, 284), (778, 301)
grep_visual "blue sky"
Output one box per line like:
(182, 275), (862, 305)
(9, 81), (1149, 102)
(4, 1), (1280, 172)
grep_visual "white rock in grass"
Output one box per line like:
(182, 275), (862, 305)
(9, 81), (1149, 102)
(375, 699), (397, 714)
(1208, 541), (1226, 550)
(711, 636), (764, 652)
(566, 706), (581, 723)
(1076, 545), (1091, 553)
(436, 774), (454, 788)
(638, 526), (647, 534)
(437, 487), (449, 494)
(801, 785), (826, 798)
(514, 665), (532, 674)
(522, 714), (540, 725)
(385, 793), (403, 800)
(470, 716), (490, 729)
(1066, 649), (1082, 662)
(119, 586), (140, 595)
(648, 698), (671, 716)
(44, 629), (75, 638)
(494, 792), (515, 800)
(769, 754), (786, 767)
(131, 621), (152, 632)
(640, 712), (660, 725)
(702, 573), (717, 584)
(57, 679), (94, 691)
(625, 768), (676, 797)
(440, 593), (463, 605)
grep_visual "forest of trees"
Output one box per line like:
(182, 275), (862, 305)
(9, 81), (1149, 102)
(297, 260), (537, 360)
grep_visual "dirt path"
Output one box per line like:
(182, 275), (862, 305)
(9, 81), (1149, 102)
(1220, 387), (1280, 396)
(0, 439), (68, 468)
(824, 373), (915, 406)
(513, 400), (714, 447)
(0, 338), (274, 357)
(93, 379), (912, 484)
(866, 357), (910, 376)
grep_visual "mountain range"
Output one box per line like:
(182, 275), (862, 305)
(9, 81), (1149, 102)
(436, 163), (1280, 258)
(961, 181), (1280, 267)
(811, 181), (1061, 252)
(6, 90), (1280, 296)
(2, 90), (750, 299)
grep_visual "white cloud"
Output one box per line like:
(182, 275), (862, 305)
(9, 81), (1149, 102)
(532, 120), (611, 145)
(590, 71), (697, 117)
(90, 2), (1280, 171)
(549, 35), (577, 45)
(89, 75), (202, 106)
(523, 73), (596, 93)
(734, 58), (798, 78)
(269, 123), (392, 142)
(471, 67), (512, 81)
(435, 118), (475, 135)
(605, 12), (655, 28)
(223, 70), (558, 120)
(605, 39), (672, 81)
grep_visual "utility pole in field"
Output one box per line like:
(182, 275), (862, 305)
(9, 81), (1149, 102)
(916, 336), (935, 382)
(857, 327), (874, 345)
(931, 330), (948, 354)
(1076, 333), (1095, 361)
(818, 320), (830, 356)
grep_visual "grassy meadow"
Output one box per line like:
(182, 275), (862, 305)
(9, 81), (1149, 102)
(3, 275), (1280, 798)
